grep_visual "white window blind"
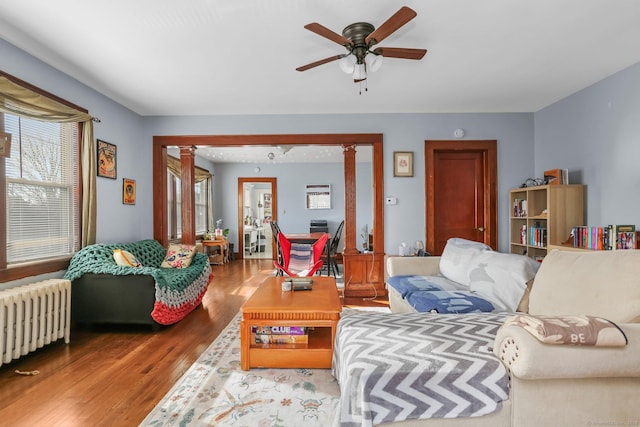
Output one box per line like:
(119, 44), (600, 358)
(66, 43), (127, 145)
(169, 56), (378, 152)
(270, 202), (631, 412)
(194, 179), (208, 234)
(4, 114), (79, 263)
(168, 173), (182, 239)
(167, 166), (211, 239)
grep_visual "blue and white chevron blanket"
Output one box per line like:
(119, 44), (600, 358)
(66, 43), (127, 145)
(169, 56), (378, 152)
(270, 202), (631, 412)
(332, 312), (510, 427)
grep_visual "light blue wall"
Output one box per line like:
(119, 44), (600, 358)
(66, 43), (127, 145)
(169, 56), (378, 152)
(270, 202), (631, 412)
(145, 113), (534, 252)
(6, 34), (639, 271)
(212, 161), (371, 252)
(535, 62), (640, 226)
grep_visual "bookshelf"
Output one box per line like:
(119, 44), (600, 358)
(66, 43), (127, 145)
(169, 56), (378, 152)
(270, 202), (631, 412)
(509, 184), (584, 259)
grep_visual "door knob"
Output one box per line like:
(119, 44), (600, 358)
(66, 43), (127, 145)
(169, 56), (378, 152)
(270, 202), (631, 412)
(477, 227), (485, 232)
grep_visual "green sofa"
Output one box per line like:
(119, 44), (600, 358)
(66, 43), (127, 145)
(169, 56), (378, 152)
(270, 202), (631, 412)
(64, 239), (211, 327)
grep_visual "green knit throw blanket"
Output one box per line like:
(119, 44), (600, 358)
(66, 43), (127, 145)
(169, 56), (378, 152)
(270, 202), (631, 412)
(63, 239), (209, 292)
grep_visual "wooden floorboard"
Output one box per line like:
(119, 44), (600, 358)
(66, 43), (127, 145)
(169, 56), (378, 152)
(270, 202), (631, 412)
(0, 259), (388, 426)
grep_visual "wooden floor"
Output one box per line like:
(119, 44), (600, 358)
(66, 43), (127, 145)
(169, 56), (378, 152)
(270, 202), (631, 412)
(0, 259), (388, 427)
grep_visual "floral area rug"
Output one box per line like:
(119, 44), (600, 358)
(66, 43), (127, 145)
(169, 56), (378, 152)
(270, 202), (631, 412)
(141, 307), (388, 426)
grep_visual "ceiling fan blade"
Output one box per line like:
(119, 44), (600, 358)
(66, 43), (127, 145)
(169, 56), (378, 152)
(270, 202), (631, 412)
(372, 47), (427, 60)
(296, 54), (345, 72)
(304, 23), (353, 47)
(365, 6), (417, 46)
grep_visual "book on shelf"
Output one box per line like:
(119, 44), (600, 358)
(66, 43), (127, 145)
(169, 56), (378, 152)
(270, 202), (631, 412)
(606, 225), (616, 250)
(607, 225), (636, 250)
(529, 226), (547, 247)
(251, 326), (307, 335)
(615, 225), (636, 250)
(544, 168), (569, 185)
(544, 169), (561, 185)
(573, 225), (636, 250)
(254, 334), (309, 344)
(573, 226), (605, 250)
(513, 199), (527, 217)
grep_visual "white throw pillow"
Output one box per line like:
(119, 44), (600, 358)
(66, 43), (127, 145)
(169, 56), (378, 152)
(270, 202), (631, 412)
(113, 249), (142, 267)
(439, 238), (491, 287)
(468, 251), (539, 312)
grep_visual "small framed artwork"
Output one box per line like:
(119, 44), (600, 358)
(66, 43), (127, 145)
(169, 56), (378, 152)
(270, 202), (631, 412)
(393, 151), (414, 177)
(123, 178), (136, 205)
(97, 139), (117, 179)
(0, 132), (11, 158)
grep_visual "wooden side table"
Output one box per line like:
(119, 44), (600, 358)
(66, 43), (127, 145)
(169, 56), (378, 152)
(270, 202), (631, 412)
(240, 276), (341, 370)
(202, 239), (229, 264)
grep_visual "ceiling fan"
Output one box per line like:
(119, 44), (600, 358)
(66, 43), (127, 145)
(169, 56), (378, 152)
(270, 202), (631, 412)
(296, 6), (427, 89)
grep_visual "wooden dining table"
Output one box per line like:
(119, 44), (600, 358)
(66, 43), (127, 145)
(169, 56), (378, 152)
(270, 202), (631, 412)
(285, 232), (329, 244)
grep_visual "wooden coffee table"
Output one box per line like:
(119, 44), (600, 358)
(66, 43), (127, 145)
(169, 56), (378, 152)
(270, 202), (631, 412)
(240, 276), (341, 370)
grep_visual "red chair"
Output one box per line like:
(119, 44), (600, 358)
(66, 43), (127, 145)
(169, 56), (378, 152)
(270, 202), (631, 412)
(273, 232), (329, 277)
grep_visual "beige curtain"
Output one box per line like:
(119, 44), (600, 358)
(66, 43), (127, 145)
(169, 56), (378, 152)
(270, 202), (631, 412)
(80, 122), (97, 246)
(166, 155), (212, 183)
(0, 74), (97, 246)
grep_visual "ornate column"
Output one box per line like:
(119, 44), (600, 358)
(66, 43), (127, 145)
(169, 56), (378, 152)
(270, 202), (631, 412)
(342, 143), (386, 298)
(342, 144), (359, 255)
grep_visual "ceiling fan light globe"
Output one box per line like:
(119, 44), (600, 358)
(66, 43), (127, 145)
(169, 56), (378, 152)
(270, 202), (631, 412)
(353, 63), (367, 81)
(368, 54), (383, 72)
(339, 55), (356, 74)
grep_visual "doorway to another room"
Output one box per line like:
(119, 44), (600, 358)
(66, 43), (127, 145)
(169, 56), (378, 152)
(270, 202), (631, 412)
(239, 177), (277, 260)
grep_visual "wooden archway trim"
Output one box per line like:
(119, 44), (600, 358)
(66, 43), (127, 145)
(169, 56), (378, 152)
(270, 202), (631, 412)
(152, 134), (385, 259)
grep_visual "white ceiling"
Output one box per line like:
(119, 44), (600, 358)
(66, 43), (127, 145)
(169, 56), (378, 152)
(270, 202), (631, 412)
(2, 0), (640, 118)
(196, 144), (372, 164)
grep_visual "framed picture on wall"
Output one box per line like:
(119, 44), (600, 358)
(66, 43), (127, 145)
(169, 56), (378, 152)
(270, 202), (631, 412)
(305, 184), (331, 209)
(123, 178), (136, 205)
(393, 151), (413, 177)
(97, 139), (117, 179)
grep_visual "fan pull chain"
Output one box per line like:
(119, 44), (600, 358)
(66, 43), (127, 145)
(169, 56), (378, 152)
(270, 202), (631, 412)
(359, 79), (368, 95)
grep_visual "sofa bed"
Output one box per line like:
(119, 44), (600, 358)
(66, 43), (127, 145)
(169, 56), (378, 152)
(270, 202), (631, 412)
(332, 246), (640, 427)
(64, 239), (212, 327)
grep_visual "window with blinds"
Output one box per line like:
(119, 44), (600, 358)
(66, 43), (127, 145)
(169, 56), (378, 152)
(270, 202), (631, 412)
(194, 179), (208, 234)
(3, 114), (80, 263)
(167, 170), (211, 239)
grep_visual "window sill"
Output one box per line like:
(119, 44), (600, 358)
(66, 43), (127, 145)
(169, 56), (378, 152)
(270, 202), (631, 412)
(0, 257), (71, 283)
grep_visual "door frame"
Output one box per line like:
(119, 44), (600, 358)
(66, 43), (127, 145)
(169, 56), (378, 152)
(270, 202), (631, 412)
(238, 177), (277, 259)
(425, 140), (497, 253)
